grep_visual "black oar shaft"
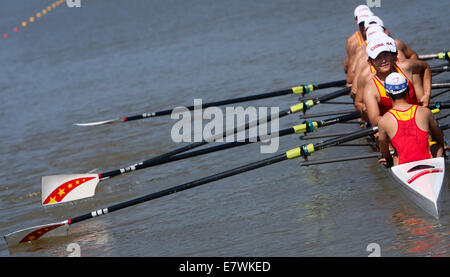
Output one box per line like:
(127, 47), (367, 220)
(100, 108), (291, 179)
(301, 153), (380, 166)
(100, 111), (362, 178)
(313, 127), (377, 151)
(419, 51), (449, 61)
(70, 126), (376, 225)
(315, 87), (351, 103)
(431, 83), (450, 89)
(123, 80), (346, 122)
(70, 154), (287, 224)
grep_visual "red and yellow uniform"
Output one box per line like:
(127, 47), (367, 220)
(388, 105), (431, 164)
(355, 31), (367, 46)
(371, 64), (418, 115)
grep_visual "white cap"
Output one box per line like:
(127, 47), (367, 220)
(366, 38), (392, 59)
(384, 72), (408, 95)
(366, 28), (396, 54)
(354, 5), (372, 18)
(366, 25), (386, 43)
(383, 36), (397, 53)
(364, 15), (384, 29)
(357, 11), (373, 24)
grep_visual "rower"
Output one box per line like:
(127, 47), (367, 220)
(362, 37), (431, 127)
(377, 73), (445, 167)
(344, 5), (373, 80)
(349, 20), (418, 99)
(353, 28), (418, 114)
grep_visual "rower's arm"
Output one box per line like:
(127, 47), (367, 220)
(411, 60), (431, 106)
(363, 86), (382, 126)
(377, 117), (393, 167)
(397, 39), (418, 60)
(344, 36), (357, 78)
(354, 74), (365, 112)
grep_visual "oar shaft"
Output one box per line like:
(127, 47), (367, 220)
(431, 83), (450, 89)
(99, 108), (291, 179)
(313, 127), (378, 151)
(122, 80), (346, 122)
(419, 51), (450, 61)
(316, 87), (351, 103)
(301, 153), (380, 166)
(70, 154), (287, 224)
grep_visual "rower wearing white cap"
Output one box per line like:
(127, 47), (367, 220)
(353, 30), (419, 116)
(377, 72), (444, 167)
(364, 15), (417, 61)
(344, 5), (373, 78)
(362, 38), (431, 127)
(347, 16), (417, 90)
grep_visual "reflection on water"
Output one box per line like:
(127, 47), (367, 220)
(389, 207), (448, 256)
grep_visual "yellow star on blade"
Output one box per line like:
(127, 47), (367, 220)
(82, 179), (86, 182)
(58, 188), (65, 197)
(47, 196), (57, 204)
(68, 183), (72, 189)
(28, 235), (35, 240)
(75, 180), (80, 185)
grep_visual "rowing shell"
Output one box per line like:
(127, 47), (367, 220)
(389, 157), (448, 219)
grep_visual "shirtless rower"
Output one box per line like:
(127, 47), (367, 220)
(377, 73), (444, 167)
(362, 38), (431, 127)
(344, 5), (373, 79)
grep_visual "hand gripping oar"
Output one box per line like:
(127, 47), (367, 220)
(5, 126), (377, 247)
(74, 79), (346, 127)
(41, 87), (352, 206)
(419, 51), (450, 61)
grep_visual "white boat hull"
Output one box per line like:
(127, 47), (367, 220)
(389, 157), (448, 219)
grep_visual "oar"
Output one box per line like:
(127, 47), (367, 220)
(149, 111), (361, 163)
(74, 79), (346, 127)
(419, 51), (449, 61)
(40, 88), (352, 206)
(431, 88), (450, 99)
(430, 64), (450, 74)
(4, 126), (377, 247)
(431, 82), (450, 90)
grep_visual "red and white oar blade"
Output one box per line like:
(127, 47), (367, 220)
(4, 221), (69, 247)
(74, 118), (121, 127)
(41, 174), (100, 206)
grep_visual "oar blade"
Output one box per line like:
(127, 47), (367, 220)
(41, 174), (100, 206)
(74, 118), (121, 127)
(4, 221), (69, 247)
